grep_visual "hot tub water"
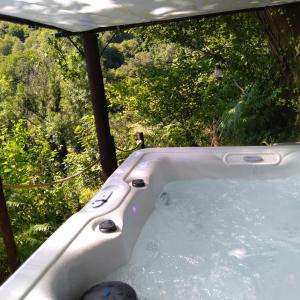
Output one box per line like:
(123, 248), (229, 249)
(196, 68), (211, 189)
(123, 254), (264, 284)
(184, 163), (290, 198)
(107, 177), (300, 299)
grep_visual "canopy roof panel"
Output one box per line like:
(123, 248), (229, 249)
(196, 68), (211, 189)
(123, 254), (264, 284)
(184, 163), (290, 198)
(0, 0), (299, 33)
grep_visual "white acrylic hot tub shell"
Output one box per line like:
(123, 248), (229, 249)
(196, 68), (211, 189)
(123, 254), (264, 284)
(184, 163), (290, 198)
(1, 146), (300, 299)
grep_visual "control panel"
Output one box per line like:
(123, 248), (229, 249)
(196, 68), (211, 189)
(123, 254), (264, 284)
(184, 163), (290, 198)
(82, 183), (130, 213)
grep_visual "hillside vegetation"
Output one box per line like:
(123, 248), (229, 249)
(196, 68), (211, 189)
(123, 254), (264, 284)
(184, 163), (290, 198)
(0, 7), (300, 281)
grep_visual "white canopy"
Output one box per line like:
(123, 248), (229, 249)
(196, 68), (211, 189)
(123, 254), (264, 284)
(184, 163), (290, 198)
(0, 0), (299, 33)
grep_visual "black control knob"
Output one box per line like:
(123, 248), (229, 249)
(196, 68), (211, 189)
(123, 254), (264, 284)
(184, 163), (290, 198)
(132, 179), (145, 188)
(99, 220), (117, 233)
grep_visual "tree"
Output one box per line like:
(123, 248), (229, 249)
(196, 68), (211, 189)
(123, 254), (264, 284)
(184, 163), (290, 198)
(257, 4), (300, 92)
(109, 13), (294, 145)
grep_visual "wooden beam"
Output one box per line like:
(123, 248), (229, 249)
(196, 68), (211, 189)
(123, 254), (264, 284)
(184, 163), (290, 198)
(0, 178), (19, 273)
(81, 32), (118, 179)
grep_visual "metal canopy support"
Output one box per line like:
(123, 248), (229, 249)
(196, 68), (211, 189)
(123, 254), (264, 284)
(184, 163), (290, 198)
(0, 3), (299, 34)
(0, 178), (19, 273)
(81, 32), (118, 179)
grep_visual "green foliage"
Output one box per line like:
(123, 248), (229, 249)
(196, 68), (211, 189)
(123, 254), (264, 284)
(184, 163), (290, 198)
(109, 13), (297, 146)
(219, 83), (294, 144)
(0, 23), (100, 282)
(0, 120), (77, 281)
(0, 35), (20, 55)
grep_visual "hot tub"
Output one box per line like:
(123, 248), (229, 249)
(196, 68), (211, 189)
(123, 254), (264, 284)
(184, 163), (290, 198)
(1, 146), (300, 299)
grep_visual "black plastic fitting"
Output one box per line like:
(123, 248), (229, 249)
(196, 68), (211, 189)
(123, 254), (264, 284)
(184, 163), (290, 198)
(81, 281), (137, 300)
(132, 179), (145, 188)
(99, 220), (117, 233)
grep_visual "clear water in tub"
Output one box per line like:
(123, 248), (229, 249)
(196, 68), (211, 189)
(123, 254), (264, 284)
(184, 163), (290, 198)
(107, 178), (300, 299)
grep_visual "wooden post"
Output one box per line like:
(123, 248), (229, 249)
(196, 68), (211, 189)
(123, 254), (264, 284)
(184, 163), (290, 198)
(137, 132), (146, 149)
(81, 32), (118, 179)
(0, 178), (19, 273)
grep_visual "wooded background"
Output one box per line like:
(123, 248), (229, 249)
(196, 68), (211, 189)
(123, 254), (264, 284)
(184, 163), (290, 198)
(0, 4), (299, 282)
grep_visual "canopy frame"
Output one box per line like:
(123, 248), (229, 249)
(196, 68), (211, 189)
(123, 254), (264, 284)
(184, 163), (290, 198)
(81, 32), (118, 179)
(0, 2), (298, 35)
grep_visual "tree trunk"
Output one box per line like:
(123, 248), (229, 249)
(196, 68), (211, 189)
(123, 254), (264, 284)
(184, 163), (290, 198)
(256, 3), (300, 128)
(256, 4), (300, 92)
(0, 178), (19, 273)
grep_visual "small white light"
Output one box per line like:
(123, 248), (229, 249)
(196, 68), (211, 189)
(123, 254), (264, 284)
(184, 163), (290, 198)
(214, 66), (223, 80)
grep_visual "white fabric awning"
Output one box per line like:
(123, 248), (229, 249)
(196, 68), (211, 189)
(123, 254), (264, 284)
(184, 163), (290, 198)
(0, 0), (299, 33)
